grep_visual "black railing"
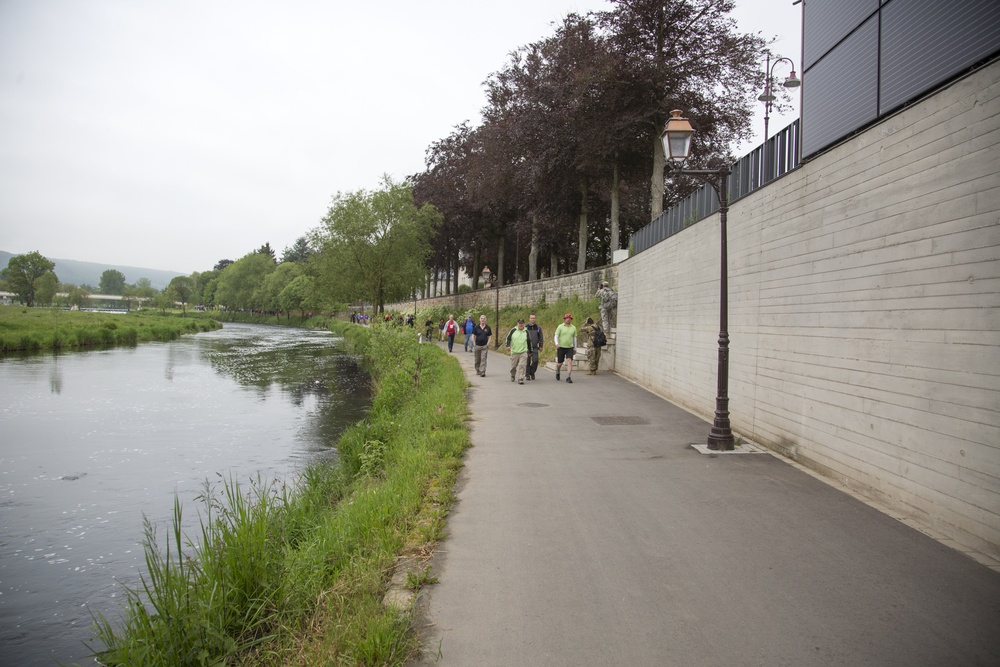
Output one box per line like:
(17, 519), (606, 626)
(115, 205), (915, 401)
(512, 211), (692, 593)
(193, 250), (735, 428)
(631, 119), (800, 255)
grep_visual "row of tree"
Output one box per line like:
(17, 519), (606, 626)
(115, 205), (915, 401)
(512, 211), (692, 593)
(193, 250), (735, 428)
(173, 177), (440, 315)
(412, 0), (769, 292)
(2, 177), (438, 316)
(5, 3), (773, 314)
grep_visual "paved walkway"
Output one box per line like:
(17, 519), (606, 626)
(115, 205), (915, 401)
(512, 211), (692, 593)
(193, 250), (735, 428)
(411, 343), (1000, 666)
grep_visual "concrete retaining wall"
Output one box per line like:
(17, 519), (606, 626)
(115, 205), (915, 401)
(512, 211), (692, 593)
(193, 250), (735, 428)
(389, 266), (619, 315)
(617, 62), (1000, 559)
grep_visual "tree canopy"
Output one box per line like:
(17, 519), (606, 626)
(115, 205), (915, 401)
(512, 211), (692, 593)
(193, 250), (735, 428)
(99, 269), (127, 295)
(214, 253), (276, 311)
(167, 276), (195, 313)
(312, 176), (441, 314)
(1, 251), (57, 307)
(413, 0), (766, 286)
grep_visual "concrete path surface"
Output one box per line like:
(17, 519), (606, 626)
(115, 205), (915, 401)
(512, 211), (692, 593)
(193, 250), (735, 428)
(411, 344), (1000, 666)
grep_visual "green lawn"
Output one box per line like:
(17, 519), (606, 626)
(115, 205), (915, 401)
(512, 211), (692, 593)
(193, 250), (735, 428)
(0, 307), (221, 353)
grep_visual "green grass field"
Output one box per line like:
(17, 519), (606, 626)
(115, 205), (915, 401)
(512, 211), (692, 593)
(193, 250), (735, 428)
(0, 307), (221, 353)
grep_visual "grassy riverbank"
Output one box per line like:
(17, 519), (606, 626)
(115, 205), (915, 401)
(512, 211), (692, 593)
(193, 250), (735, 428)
(91, 321), (470, 666)
(0, 308), (221, 353)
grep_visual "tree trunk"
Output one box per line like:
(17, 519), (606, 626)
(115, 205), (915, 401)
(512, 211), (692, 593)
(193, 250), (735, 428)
(453, 248), (460, 294)
(528, 218), (539, 282)
(472, 244), (481, 291)
(651, 134), (665, 220)
(497, 241), (505, 287)
(611, 162), (621, 252)
(577, 180), (588, 272)
(551, 253), (559, 278)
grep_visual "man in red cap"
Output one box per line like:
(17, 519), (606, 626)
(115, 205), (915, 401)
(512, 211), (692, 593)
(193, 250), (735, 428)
(553, 313), (578, 383)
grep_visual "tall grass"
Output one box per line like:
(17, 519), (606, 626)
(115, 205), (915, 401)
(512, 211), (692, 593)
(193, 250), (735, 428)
(90, 320), (470, 666)
(0, 308), (221, 353)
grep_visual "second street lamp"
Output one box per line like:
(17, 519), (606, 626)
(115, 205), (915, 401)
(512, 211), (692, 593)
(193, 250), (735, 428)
(661, 110), (736, 451)
(757, 51), (800, 180)
(482, 266), (500, 350)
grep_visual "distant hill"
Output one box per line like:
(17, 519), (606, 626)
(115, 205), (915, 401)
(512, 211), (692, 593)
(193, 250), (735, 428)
(0, 251), (184, 291)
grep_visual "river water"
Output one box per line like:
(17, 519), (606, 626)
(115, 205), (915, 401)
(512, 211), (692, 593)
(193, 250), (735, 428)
(0, 323), (371, 666)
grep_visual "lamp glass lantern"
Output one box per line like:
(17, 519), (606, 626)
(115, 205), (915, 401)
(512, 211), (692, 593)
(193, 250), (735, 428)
(661, 109), (694, 163)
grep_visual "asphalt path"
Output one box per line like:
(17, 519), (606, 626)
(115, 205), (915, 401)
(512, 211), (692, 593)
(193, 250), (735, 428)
(411, 343), (1000, 666)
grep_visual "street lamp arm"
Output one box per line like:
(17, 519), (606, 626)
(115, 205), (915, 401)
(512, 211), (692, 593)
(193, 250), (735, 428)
(665, 163), (731, 202)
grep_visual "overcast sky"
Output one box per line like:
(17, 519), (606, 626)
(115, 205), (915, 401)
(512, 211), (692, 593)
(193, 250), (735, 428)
(0, 0), (800, 275)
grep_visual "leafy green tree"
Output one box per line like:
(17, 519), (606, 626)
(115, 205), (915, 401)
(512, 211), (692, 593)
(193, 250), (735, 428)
(278, 274), (318, 319)
(214, 253), (276, 311)
(34, 271), (59, 306)
(121, 284), (137, 311)
(166, 276), (195, 313)
(133, 278), (158, 305)
(202, 276), (220, 309)
(67, 285), (90, 309)
(1, 251), (57, 306)
(214, 259), (233, 272)
(281, 236), (313, 263)
(190, 271), (218, 308)
(257, 262), (301, 313)
(153, 291), (172, 312)
(312, 176), (441, 314)
(255, 243), (277, 263)
(99, 269), (127, 295)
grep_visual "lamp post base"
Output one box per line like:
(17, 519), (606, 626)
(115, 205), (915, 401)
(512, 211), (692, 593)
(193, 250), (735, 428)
(707, 429), (735, 451)
(707, 397), (735, 451)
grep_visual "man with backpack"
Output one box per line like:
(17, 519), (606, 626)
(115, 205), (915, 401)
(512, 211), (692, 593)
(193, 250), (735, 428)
(580, 317), (606, 375)
(596, 281), (618, 332)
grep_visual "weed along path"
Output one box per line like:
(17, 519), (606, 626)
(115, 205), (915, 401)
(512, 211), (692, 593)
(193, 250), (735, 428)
(411, 340), (1000, 666)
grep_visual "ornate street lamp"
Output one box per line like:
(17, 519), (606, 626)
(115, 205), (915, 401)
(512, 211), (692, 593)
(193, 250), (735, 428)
(482, 266), (500, 349)
(661, 110), (735, 451)
(757, 52), (800, 180)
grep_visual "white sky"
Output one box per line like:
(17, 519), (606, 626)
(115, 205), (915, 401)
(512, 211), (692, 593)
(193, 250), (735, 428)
(0, 0), (801, 275)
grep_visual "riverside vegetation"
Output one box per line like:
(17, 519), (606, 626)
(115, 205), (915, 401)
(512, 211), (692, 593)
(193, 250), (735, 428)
(90, 321), (471, 666)
(0, 308), (221, 353)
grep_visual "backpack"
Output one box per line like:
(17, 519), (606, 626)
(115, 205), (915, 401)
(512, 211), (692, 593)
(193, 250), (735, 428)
(592, 327), (607, 348)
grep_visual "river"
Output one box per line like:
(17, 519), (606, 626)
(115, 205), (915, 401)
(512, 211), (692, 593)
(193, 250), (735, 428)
(0, 323), (370, 666)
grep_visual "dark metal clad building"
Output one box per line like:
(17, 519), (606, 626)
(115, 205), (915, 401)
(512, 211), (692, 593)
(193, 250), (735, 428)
(801, 0), (1000, 159)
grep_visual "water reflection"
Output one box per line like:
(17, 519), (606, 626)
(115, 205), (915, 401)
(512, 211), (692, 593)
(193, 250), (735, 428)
(49, 358), (63, 394)
(0, 323), (370, 666)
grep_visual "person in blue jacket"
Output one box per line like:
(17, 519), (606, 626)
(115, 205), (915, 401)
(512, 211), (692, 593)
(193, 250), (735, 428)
(463, 315), (475, 353)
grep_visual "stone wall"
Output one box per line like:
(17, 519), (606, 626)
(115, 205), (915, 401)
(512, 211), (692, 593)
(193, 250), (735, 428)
(617, 62), (1000, 560)
(388, 265), (619, 316)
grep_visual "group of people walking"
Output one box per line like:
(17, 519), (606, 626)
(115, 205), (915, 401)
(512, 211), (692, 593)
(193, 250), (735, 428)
(434, 310), (606, 385)
(430, 280), (616, 384)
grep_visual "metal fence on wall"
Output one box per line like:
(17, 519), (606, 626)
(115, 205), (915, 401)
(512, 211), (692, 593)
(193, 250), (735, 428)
(631, 119), (800, 255)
